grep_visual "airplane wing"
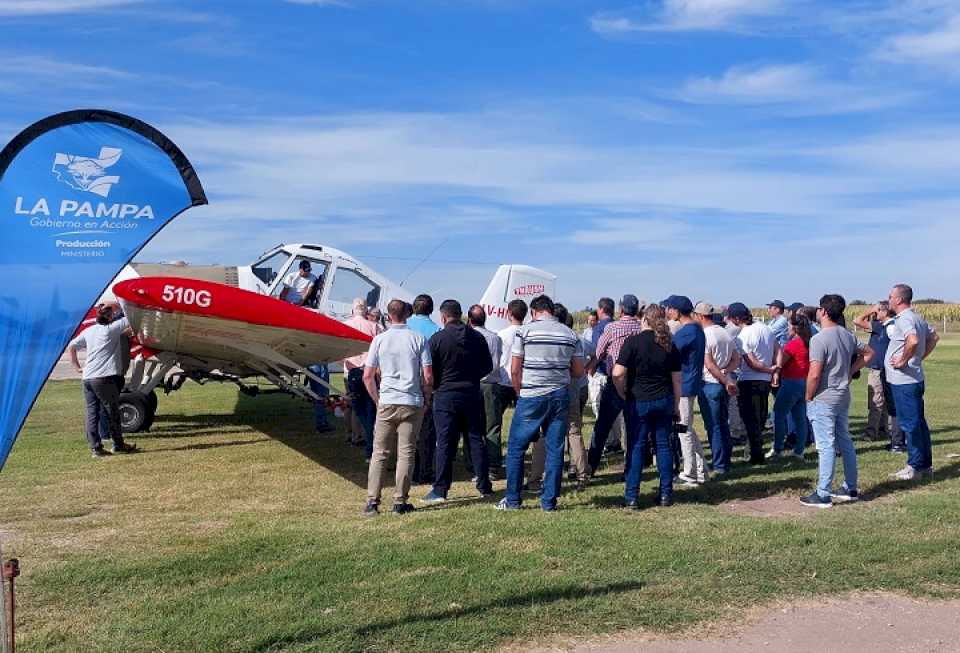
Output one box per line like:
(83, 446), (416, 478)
(113, 276), (372, 382)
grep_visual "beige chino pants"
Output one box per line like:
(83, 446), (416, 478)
(366, 404), (425, 504)
(866, 369), (889, 440)
(678, 395), (708, 482)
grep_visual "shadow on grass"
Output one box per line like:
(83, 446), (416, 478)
(250, 580), (645, 652)
(861, 461), (960, 502)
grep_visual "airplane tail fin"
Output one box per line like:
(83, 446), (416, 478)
(480, 265), (558, 333)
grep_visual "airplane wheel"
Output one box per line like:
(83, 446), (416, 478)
(119, 392), (150, 433)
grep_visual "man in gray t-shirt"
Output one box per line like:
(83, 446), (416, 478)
(362, 300), (434, 516)
(498, 295), (584, 513)
(68, 304), (137, 457)
(801, 295), (872, 508)
(885, 284), (940, 479)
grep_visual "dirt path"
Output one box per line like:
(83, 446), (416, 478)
(522, 593), (960, 653)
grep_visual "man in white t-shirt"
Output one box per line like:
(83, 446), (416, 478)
(727, 302), (779, 465)
(68, 304), (138, 458)
(280, 260), (318, 307)
(694, 303), (741, 476)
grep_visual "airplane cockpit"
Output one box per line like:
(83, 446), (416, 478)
(243, 244), (395, 320)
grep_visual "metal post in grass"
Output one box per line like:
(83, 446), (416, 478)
(0, 540), (8, 653)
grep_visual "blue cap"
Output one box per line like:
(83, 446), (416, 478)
(662, 295), (693, 314)
(726, 302), (751, 319)
(620, 294), (640, 315)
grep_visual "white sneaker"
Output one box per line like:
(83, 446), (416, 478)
(891, 465), (917, 480)
(676, 473), (699, 486)
(765, 449), (781, 460)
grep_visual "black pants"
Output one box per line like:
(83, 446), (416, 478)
(432, 389), (491, 496)
(414, 405), (437, 483)
(737, 380), (770, 463)
(84, 375), (124, 451)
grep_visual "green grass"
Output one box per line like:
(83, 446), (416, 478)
(3, 339), (960, 652)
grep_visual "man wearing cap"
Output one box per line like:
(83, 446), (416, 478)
(664, 296), (708, 484)
(662, 295), (683, 335)
(280, 260), (318, 307)
(767, 300), (789, 347)
(727, 302), (780, 464)
(694, 303), (740, 476)
(586, 295), (645, 475)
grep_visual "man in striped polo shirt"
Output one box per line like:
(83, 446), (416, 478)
(497, 295), (585, 512)
(587, 294), (645, 475)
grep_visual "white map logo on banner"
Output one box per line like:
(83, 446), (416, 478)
(52, 146), (123, 197)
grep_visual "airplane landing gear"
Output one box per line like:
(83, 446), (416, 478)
(119, 390), (156, 433)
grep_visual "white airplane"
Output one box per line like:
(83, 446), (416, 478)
(86, 243), (556, 433)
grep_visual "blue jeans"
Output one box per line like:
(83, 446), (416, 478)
(773, 379), (807, 456)
(347, 368), (376, 458)
(307, 364), (330, 430)
(808, 398), (857, 498)
(505, 388), (570, 510)
(624, 395), (674, 503)
(587, 381), (625, 471)
(890, 382), (932, 470)
(698, 384), (731, 472)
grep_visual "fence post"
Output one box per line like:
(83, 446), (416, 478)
(0, 539), (8, 653)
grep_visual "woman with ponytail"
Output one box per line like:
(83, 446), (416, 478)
(770, 313), (813, 459)
(612, 304), (682, 508)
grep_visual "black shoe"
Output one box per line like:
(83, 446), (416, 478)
(567, 470), (577, 480)
(799, 491), (832, 509)
(576, 478), (588, 492)
(622, 500), (641, 511)
(362, 500), (379, 517)
(391, 502), (416, 515)
(91, 447), (111, 459)
(315, 424), (335, 434)
(111, 442), (137, 454)
(478, 489), (494, 498)
(749, 457), (765, 465)
(658, 495), (674, 508)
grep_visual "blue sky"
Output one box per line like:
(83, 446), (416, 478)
(2, 0), (959, 308)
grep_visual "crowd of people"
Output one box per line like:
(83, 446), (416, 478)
(68, 271), (940, 518)
(333, 284), (940, 516)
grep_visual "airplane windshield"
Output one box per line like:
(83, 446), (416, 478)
(251, 251), (291, 287)
(329, 267), (381, 309)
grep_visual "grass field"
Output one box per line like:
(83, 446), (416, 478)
(2, 338), (960, 652)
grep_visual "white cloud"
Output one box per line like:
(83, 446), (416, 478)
(675, 63), (914, 114)
(128, 107), (960, 306)
(0, 54), (135, 90)
(0, 0), (143, 14)
(591, 0), (786, 34)
(879, 13), (960, 70)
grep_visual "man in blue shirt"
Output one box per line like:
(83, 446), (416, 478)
(664, 295), (708, 484)
(407, 294), (442, 484)
(853, 301), (902, 447)
(767, 300), (789, 347)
